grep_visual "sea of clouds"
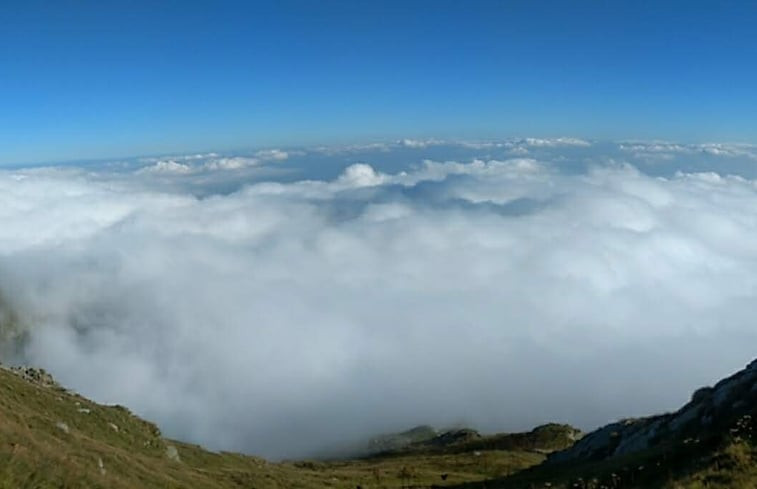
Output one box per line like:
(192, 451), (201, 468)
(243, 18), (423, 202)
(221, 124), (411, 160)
(1, 138), (757, 459)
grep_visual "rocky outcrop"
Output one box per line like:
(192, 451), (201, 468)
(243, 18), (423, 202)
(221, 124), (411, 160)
(428, 424), (583, 455)
(13, 366), (57, 387)
(422, 428), (482, 448)
(0, 363), (59, 388)
(366, 425), (439, 453)
(547, 358), (757, 464)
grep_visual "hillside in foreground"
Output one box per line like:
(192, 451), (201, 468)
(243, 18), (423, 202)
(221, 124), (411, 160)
(0, 362), (573, 488)
(447, 358), (757, 489)
(0, 358), (754, 488)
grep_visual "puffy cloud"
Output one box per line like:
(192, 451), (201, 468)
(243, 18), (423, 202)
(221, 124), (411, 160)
(202, 156), (260, 171)
(137, 159), (194, 175)
(1, 146), (756, 461)
(306, 138), (590, 157)
(521, 137), (592, 147)
(137, 157), (258, 174)
(336, 163), (387, 187)
(397, 138), (447, 149)
(698, 143), (757, 159)
(619, 142), (692, 154)
(309, 142), (393, 155)
(134, 150), (291, 175)
(620, 141), (757, 160)
(254, 149), (291, 161)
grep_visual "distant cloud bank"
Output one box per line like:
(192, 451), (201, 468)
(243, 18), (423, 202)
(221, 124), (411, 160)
(0, 138), (756, 459)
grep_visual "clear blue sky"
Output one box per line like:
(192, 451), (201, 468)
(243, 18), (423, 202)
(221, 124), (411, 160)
(2, 1), (756, 165)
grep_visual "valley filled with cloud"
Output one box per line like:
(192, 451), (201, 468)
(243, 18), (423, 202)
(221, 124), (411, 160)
(1, 139), (756, 459)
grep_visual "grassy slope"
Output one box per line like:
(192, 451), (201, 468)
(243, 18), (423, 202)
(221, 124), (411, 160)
(5, 361), (752, 489)
(379, 424), (581, 457)
(444, 437), (756, 489)
(0, 366), (546, 488)
(444, 395), (757, 489)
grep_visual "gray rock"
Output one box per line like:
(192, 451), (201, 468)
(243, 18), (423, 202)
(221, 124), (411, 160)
(547, 357), (757, 465)
(166, 445), (181, 462)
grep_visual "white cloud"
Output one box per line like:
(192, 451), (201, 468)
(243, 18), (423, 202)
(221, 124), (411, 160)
(202, 156), (260, 171)
(398, 138), (446, 149)
(506, 146), (530, 155)
(336, 163), (387, 187)
(698, 143), (757, 159)
(137, 160), (194, 175)
(619, 142), (692, 154)
(254, 149), (291, 161)
(456, 141), (505, 150)
(139, 152), (221, 163)
(305, 137), (591, 156)
(134, 150), (291, 176)
(1, 148), (756, 461)
(620, 141), (757, 160)
(522, 137), (592, 147)
(309, 142), (393, 155)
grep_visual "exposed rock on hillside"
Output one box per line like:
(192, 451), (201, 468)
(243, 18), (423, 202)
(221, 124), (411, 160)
(2, 364), (59, 388)
(369, 423), (582, 458)
(366, 424), (439, 453)
(548, 358), (757, 464)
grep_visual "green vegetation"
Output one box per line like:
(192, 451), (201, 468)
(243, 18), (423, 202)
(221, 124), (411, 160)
(444, 427), (756, 489)
(444, 359), (757, 489)
(363, 425), (439, 454)
(0, 358), (754, 489)
(0, 365), (547, 488)
(375, 424), (582, 457)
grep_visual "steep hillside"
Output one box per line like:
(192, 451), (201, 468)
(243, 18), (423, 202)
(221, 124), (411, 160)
(0, 363), (280, 489)
(2, 358), (754, 489)
(0, 363), (548, 488)
(446, 358), (757, 489)
(548, 358), (757, 466)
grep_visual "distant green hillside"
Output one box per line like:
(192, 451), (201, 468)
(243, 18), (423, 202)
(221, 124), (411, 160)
(367, 423), (581, 458)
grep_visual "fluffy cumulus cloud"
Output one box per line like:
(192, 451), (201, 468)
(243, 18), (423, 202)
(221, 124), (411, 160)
(620, 141), (757, 162)
(135, 149), (291, 175)
(1, 141), (756, 459)
(521, 136), (592, 147)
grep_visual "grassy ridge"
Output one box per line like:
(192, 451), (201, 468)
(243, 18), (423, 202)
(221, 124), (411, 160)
(444, 432), (756, 489)
(2, 360), (754, 489)
(369, 424), (581, 458)
(444, 359), (757, 489)
(0, 365), (547, 488)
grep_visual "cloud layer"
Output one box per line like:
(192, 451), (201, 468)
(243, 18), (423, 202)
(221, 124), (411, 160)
(1, 141), (756, 459)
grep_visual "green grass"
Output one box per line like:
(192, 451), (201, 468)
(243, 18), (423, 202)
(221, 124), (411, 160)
(2, 362), (753, 489)
(0, 366), (546, 488)
(441, 415), (756, 489)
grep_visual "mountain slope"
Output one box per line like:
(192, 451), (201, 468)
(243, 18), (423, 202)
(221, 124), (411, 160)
(2, 358), (754, 489)
(0, 363), (549, 488)
(0, 364), (282, 489)
(446, 358), (757, 489)
(547, 358), (756, 465)
(366, 424), (582, 458)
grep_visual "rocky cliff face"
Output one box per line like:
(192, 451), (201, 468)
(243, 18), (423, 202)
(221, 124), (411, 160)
(548, 358), (757, 464)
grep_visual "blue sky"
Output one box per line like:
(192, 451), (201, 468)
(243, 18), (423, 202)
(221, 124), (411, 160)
(2, 1), (757, 165)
